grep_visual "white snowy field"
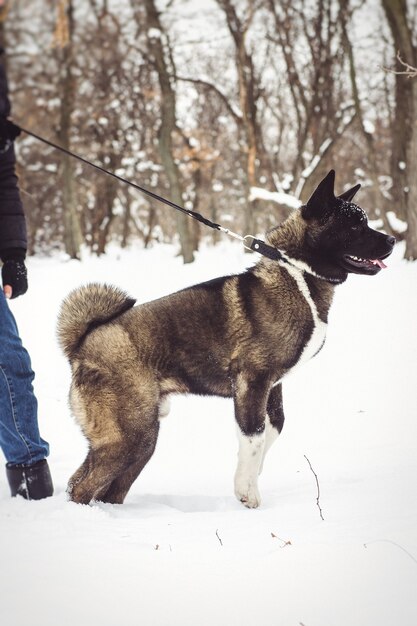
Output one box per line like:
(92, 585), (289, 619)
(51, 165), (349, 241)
(1, 239), (416, 626)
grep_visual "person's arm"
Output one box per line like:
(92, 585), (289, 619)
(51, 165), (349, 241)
(0, 55), (28, 298)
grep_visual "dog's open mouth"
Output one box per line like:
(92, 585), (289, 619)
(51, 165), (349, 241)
(344, 254), (387, 270)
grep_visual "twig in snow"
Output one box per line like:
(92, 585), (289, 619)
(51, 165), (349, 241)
(215, 529), (223, 547)
(304, 454), (324, 521)
(364, 540), (417, 565)
(154, 544), (173, 552)
(271, 532), (292, 548)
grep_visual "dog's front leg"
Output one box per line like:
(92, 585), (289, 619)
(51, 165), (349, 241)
(259, 382), (285, 475)
(233, 373), (270, 508)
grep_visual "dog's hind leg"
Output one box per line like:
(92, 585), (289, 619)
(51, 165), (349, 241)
(259, 383), (285, 475)
(233, 372), (271, 508)
(67, 451), (94, 500)
(67, 363), (162, 504)
(69, 413), (161, 505)
(68, 441), (134, 504)
(96, 421), (160, 504)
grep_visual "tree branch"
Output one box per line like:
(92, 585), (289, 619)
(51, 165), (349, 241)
(174, 74), (243, 124)
(383, 50), (417, 78)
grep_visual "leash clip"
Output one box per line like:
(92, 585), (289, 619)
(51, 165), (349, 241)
(242, 235), (257, 252)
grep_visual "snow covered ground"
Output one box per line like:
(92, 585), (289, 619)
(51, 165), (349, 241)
(1, 240), (416, 626)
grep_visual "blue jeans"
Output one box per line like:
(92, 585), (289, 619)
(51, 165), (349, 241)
(0, 289), (49, 465)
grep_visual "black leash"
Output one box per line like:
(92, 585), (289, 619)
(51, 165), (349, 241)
(18, 125), (286, 262)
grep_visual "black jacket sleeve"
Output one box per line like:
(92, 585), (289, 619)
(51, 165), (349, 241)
(0, 58), (27, 257)
(0, 49), (11, 117)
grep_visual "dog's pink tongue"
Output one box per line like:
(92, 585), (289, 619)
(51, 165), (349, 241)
(372, 258), (387, 269)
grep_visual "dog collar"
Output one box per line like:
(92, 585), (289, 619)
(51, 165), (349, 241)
(243, 236), (289, 263)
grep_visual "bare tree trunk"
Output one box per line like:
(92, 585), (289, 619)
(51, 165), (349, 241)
(381, 0), (417, 259)
(120, 190), (131, 249)
(57, 0), (82, 259)
(91, 171), (117, 255)
(143, 0), (194, 263)
(381, 0), (415, 213)
(217, 0), (262, 237)
(268, 0), (358, 202)
(339, 0), (393, 232)
(405, 79), (417, 259)
(143, 204), (157, 249)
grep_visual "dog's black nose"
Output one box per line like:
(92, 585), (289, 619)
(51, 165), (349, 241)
(386, 235), (396, 247)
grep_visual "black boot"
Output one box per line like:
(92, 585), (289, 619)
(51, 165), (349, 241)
(6, 459), (54, 500)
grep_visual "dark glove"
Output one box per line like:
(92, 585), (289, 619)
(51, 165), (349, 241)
(1, 253), (28, 299)
(0, 117), (21, 153)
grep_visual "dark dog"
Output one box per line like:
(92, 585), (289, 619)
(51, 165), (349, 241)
(57, 170), (395, 507)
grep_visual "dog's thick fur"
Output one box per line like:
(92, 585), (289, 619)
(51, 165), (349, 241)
(57, 171), (395, 507)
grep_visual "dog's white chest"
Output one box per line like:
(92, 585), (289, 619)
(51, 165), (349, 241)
(297, 314), (327, 367)
(275, 263), (327, 384)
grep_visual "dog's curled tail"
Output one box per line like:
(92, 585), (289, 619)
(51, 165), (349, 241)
(57, 283), (136, 360)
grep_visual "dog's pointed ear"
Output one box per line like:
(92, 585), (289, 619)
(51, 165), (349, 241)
(338, 183), (361, 202)
(302, 170), (336, 220)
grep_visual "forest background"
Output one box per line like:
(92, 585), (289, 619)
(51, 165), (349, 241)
(0, 0), (416, 264)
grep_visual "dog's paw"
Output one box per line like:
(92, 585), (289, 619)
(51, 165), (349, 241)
(234, 482), (261, 509)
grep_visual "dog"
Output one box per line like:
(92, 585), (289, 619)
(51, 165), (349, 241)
(57, 170), (395, 508)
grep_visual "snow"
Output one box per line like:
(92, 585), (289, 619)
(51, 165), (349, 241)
(1, 240), (417, 626)
(250, 186), (301, 209)
(295, 138), (333, 197)
(147, 27), (162, 40)
(363, 119), (375, 134)
(387, 211), (408, 234)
